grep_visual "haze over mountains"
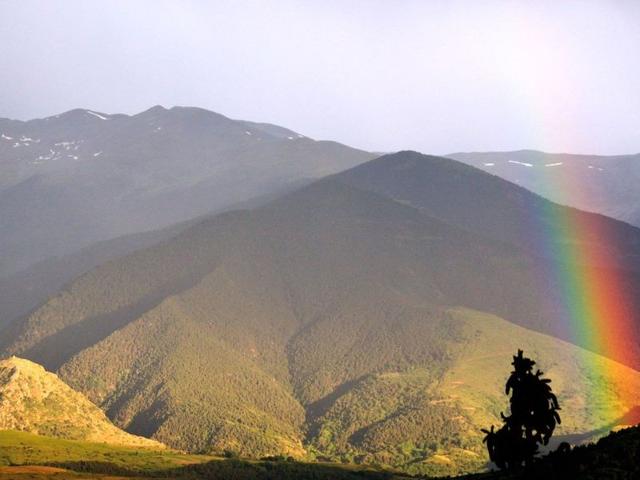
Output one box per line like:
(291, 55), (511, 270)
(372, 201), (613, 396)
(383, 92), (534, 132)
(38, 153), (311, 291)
(0, 106), (373, 277)
(449, 150), (640, 228)
(2, 107), (638, 335)
(2, 150), (640, 475)
(0, 216), (198, 332)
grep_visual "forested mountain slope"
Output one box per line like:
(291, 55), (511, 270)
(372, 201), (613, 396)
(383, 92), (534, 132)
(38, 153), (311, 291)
(2, 154), (640, 475)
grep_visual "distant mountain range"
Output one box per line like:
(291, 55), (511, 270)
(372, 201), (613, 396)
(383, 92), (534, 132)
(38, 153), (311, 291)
(448, 150), (640, 227)
(2, 151), (639, 476)
(0, 106), (373, 276)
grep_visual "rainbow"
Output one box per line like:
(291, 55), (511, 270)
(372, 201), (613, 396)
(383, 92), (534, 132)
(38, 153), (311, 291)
(491, 7), (639, 388)
(525, 163), (639, 422)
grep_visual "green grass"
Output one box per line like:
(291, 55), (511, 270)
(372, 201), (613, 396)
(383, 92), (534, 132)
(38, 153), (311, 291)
(0, 430), (410, 480)
(0, 430), (209, 473)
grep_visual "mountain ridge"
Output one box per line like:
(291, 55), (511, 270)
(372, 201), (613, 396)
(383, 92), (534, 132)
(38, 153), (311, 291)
(0, 105), (374, 276)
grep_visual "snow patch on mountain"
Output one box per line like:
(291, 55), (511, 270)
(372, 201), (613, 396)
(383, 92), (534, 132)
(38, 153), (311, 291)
(508, 160), (533, 167)
(87, 111), (109, 120)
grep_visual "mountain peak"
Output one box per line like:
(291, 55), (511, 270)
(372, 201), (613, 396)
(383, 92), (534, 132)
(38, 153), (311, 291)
(142, 104), (167, 114)
(0, 356), (45, 377)
(134, 104), (169, 118)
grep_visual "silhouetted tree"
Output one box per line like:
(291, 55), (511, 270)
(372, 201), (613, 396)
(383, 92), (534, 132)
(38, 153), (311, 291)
(482, 349), (561, 470)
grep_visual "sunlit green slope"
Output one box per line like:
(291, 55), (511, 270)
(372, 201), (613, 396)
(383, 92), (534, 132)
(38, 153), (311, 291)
(307, 307), (640, 476)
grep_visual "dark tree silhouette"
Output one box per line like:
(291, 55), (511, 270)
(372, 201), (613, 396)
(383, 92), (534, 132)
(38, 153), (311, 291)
(482, 349), (561, 470)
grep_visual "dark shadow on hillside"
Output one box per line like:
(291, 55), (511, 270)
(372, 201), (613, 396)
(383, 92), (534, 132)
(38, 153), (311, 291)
(347, 407), (409, 448)
(545, 405), (640, 451)
(304, 376), (367, 439)
(111, 390), (170, 438)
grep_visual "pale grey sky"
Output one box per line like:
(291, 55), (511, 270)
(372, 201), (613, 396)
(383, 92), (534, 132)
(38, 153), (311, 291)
(1, 0), (639, 155)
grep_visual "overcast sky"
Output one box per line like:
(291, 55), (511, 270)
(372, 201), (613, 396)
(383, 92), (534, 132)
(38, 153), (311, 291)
(1, 0), (639, 155)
